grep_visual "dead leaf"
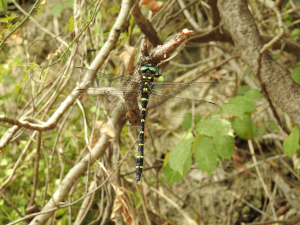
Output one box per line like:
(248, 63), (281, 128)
(4, 29), (22, 44)
(95, 121), (116, 138)
(119, 44), (137, 72)
(111, 188), (136, 225)
(141, 0), (163, 13)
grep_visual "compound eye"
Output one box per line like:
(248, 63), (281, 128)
(140, 66), (148, 72)
(149, 67), (157, 73)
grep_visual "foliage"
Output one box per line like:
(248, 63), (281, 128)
(0, 0), (300, 224)
(292, 62), (300, 84)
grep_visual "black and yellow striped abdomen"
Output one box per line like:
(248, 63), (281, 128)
(136, 93), (149, 182)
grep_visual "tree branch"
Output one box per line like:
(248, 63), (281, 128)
(218, 0), (300, 129)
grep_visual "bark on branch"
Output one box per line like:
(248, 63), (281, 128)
(218, 0), (300, 129)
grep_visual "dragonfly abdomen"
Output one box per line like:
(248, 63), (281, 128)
(136, 93), (149, 183)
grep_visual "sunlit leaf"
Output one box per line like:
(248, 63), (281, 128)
(35, 5), (44, 19)
(213, 131), (235, 159)
(169, 132), (193, 175)
(194, 136), (217, 176)
(196, 119), (232, 137)
(232, 114), (253, 140)
(165, 156), (191, 186)
(222, 96), (256, 118)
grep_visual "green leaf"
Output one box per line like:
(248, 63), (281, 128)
(181, 112), (201, 130)
(232, 114), (253, 140)
(65, 15), (75, 33)
(134, 191), (142, 208)
(268, 122), (279, 131)
(52, 3), (63, 18)
(65, 24), (70, 33)
(283, 125), (299, 157)
(68, 22), (74, 32)
(244, 89), (263, 100)
(66, 0), (74, 8)
(272, 54), (283, 59)
(194, 136), (217, 176)
(2, 72), (15, 83)
(11, 58), (22, 67)
(164, 157), (191, 186)
(222, 96), (256, 118)
(14, 84), (21, 93)
(291, 63), (300, 84)
(213, 131), (235, 159)
(256, 123), (265, 142)
(169, 133), (193, 175)
(196, 119), (232, 137)
(283, 14), (293, 25)
(0, 14), (17, 23)
(237, 85), (251, 95)
(35, 5), (44, 19)
(162, 151), (171, 169)
(291, 28), (300, 38)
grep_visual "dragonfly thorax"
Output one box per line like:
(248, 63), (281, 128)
(139, 65), (160, 94)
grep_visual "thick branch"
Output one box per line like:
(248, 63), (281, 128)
(217, 0), (300, 128)
(189, 29), (300, 59)
(27, 0), (132, 224)
(131, 1), (163, 47)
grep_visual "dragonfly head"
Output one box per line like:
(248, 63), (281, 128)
(140, 65), (157, 74)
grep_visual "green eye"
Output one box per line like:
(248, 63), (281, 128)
(149, 67), (157, 73)
(140, 66), (148, 72)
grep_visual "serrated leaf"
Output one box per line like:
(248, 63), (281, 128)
(194, 136), (217, 176)
(169, 133), (193, 175)
(213, 131), (235, 159)
(244, 89), (263, 100)
(232, 114), (253, 140)
(196, 119), (232, 137)
(52, 3), (63, 18)
(291, 64), (300, 84)
(283, 125), (299, 157)
(222, 96), (256, 117)
(164, 157), (191, 186)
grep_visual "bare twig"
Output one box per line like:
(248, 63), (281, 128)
(26, 131), (41, 214)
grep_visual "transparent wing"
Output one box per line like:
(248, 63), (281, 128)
(151, 81), (220, 99)
(148, 93), (222, 118)
(68, 67), (139, 89)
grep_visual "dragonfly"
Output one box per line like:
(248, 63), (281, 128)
(70, 65), (222, 183)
